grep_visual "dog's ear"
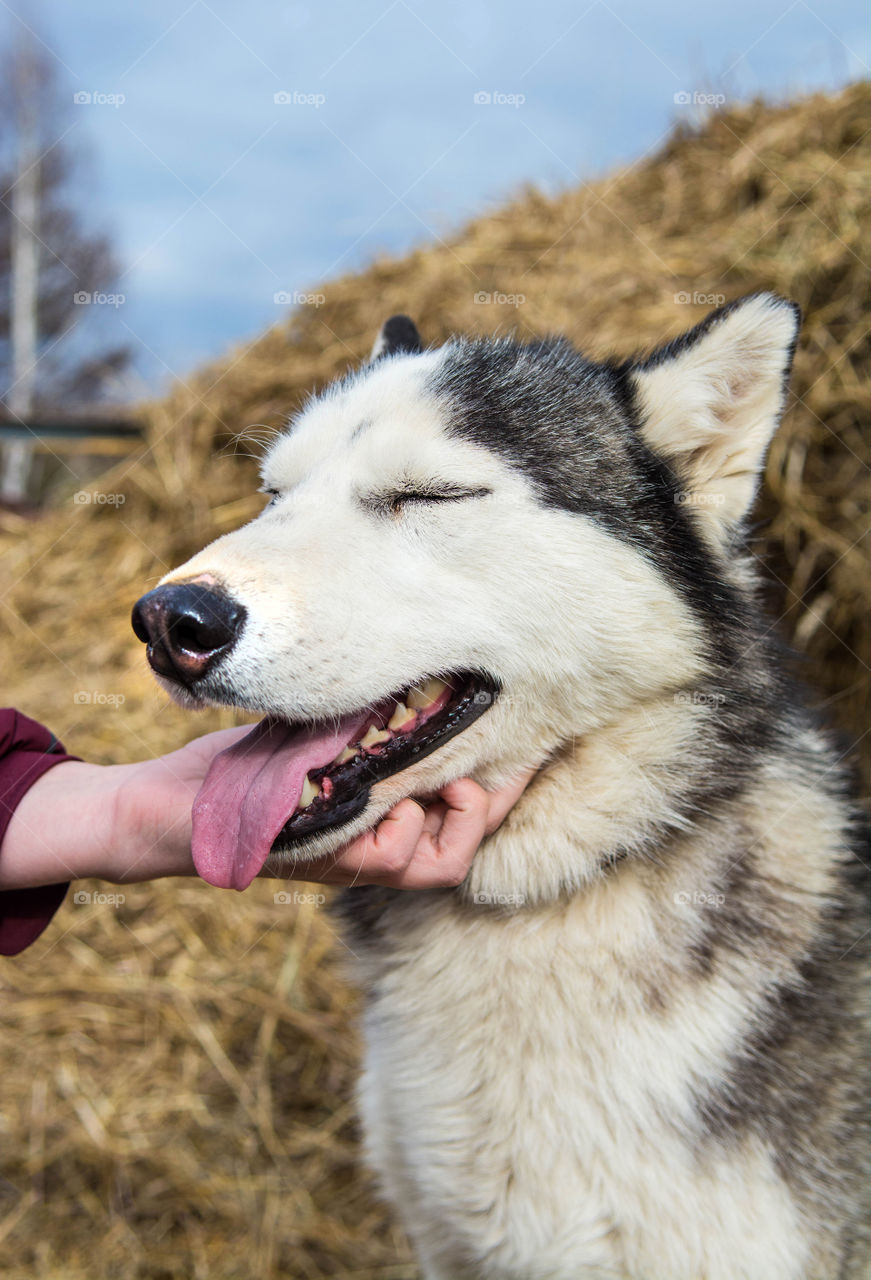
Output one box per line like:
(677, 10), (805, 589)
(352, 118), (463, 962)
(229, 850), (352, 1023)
(628, 293), (800, 530)
(370, 314), (423, 361)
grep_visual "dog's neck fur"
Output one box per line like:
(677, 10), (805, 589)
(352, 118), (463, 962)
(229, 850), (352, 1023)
(468, 691), (708, 906)
(465, 653), (836, 918)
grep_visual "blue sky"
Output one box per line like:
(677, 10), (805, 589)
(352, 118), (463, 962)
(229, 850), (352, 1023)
(4, 0), (870, 395)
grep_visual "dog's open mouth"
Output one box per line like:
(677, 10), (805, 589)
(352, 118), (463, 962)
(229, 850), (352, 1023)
(191, 672), (498, 891)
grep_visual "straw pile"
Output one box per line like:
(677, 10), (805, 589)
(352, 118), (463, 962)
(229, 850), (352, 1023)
(0, 81), (869, 1278)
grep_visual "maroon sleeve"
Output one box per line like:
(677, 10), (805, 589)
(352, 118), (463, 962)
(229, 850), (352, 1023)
(0, 709), (80, 955)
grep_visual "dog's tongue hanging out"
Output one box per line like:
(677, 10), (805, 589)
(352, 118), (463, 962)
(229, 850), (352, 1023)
(191, 710), (372, 891)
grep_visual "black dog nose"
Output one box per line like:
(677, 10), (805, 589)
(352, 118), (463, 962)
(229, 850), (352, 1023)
(131, 583), (246, 685)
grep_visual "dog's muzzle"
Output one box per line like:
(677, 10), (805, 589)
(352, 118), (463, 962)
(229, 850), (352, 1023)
(131, 583), (246, 688)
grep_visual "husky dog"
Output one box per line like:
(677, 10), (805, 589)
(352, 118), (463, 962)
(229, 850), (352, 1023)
(132, 296), (870, 1279)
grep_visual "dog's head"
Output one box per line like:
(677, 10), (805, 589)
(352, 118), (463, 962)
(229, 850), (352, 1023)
(132, 295), (799, 890)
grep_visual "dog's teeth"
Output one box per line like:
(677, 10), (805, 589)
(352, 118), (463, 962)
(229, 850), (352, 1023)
(299, 774), (321, 808)
(334, 746), (357, 765)
(360, 725), (390, 749)
(407, 677), (449, 710)
(388, 701), (416, 731)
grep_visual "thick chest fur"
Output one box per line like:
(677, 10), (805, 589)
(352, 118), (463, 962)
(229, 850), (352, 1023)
(345, 853), (861, 1280)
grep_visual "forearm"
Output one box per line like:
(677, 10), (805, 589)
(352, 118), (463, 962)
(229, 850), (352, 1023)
(0, 761), (135, 889)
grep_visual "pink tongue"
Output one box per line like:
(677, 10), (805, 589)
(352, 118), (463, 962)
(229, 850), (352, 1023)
(191, 710), (372, 891)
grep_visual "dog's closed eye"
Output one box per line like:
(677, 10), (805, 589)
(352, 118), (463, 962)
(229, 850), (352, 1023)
(368, 485), (491, 516)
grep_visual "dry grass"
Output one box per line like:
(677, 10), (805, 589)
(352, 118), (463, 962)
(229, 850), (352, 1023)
(0, 81), (869, 1277)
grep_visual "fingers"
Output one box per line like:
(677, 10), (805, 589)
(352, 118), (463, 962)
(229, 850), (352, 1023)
(294, 770), (535, 891)
(383, 778), (489, 889)
(302, 798), (429, 887)
(480, 768), (537, 833)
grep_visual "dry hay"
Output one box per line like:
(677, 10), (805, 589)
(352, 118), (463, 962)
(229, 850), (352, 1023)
(0, 81), (869, 1278)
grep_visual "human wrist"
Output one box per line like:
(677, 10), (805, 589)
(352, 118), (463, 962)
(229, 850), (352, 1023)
(105, 756), (197, 883)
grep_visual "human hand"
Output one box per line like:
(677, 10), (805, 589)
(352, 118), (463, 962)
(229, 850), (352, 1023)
(0, 725), (534, 892)
(293, 773), (534, 890)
